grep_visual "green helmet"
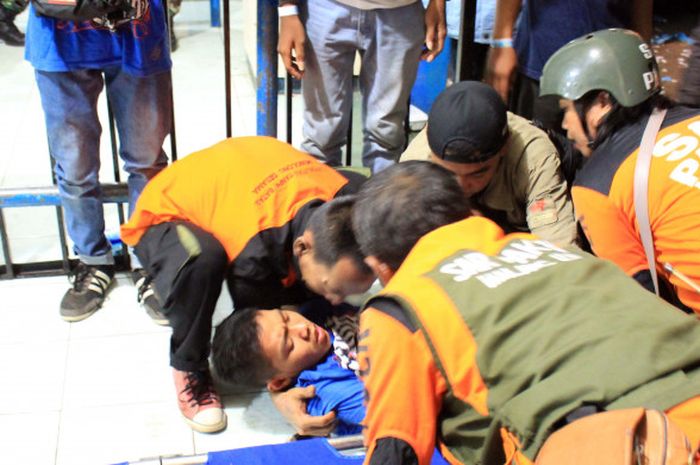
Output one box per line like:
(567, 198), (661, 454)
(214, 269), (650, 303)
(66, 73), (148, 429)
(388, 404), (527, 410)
(540, 28), (660, 107)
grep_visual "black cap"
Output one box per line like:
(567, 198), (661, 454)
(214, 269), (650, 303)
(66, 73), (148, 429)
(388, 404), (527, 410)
(427, 81), (509, 164)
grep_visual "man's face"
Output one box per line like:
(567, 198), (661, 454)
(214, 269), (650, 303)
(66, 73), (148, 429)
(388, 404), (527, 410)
(429, 152), (501, 197)
(257, 309), (331, 380)
(299, 254), (375, 306)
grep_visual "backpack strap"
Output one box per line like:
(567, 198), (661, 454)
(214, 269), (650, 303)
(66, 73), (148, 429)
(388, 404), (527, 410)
(633, 108), (667, 296)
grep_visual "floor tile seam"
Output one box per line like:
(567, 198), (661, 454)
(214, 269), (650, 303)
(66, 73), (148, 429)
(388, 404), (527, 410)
(59, 399), (175, 412)
(66, 327), (172, 342)
(0, 408), (62, 416)
(62, 393), (270, 411)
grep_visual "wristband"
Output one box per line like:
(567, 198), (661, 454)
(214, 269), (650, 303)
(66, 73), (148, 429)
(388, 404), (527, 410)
(491, 38), (513, 48)
(278, 4), (299, 17)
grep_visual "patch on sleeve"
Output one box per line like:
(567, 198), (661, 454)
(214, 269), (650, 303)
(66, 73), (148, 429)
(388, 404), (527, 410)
(527, 198), (558, 228)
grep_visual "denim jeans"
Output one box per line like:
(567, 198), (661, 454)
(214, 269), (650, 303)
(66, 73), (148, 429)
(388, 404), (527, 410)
(35, 68), (171, 266)
(299, 0), (424, 172)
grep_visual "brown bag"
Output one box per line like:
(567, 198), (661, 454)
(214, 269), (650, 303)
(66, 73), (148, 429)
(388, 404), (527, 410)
(535, 408), (698, 465)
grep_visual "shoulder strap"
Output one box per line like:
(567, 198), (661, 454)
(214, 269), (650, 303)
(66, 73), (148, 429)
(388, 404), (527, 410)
(633, 108), (667, 295)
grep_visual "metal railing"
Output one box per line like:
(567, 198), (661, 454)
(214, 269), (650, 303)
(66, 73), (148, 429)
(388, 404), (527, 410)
(0, 0), (478, 279)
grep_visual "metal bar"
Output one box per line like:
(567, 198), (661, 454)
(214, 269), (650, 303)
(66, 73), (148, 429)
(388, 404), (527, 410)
(345, 103), (353, 166)
(455, 0), (478, 82)
(223, 0), (232, 137)
(107, 98), (128, 260)
(210, 0), (221, 27)
(54, 205), (70, 273)
(0, 260), (80, 279)
(125, 454), (208, 465)
(286, 72), (293, 144)
(0, 210), (14, 278)
(256, 0), (279, 136)
(328, 434), (364, 451)
(163, 0), (178, 162)
(48, 154), (70, 273)
(0, 184), (129, 208)
(403, 97), (411, 151)
(170, 82), (178, 162)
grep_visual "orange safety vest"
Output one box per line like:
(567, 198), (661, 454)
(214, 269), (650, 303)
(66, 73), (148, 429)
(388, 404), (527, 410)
(572, 108), (700, 314)
(360, 217), (700, 465)
(121, 136), (348, 262)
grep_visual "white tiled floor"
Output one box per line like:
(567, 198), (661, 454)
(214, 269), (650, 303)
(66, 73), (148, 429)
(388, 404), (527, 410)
(0, 1), (300, 464)
(0, 274), (297, 465)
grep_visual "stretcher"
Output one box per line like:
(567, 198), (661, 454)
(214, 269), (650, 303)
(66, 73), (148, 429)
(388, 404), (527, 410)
(113, 435), (450, 465)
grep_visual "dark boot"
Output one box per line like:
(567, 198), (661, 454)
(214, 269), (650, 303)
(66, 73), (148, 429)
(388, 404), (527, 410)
(0, 9), (24, 47)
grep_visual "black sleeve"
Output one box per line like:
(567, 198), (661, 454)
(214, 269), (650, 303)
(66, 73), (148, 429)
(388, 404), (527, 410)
(632, 269), (656, 294)
(369, 437), (419, 465)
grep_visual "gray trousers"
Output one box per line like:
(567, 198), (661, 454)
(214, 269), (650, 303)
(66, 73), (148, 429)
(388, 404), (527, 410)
(300, 0), (424, 172)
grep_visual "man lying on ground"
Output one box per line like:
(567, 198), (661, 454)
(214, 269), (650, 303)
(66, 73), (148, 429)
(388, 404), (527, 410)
(213, 304), (365, 436)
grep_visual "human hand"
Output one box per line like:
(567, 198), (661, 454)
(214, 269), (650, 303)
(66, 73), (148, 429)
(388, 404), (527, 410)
(270, 385), (337, 436)
(422, 0), (446, 62)
(484, 46), (517, 103)
(278, 15), (306, 79)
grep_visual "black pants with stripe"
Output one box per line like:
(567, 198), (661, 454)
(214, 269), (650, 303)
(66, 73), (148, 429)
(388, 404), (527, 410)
(135, 221), (228, 372)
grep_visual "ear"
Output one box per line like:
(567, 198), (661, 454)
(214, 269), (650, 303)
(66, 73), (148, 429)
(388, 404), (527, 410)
(364, 255), (395, 286)
(293, 230), (313, 258)
(596, 91), (612, 108)
(267, 376), (292, 392)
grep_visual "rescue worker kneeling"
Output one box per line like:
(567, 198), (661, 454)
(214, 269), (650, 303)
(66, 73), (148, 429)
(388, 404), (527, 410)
(352, 161), (700, 465)
(540, 28), (700, 314)
(120, 137), (375, 434)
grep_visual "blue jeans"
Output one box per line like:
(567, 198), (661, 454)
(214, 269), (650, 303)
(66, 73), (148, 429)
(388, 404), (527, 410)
(299, 0), (424, 172)
(35, 68), (172, 266)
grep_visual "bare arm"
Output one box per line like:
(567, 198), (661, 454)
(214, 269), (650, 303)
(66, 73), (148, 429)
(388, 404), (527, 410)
(278, 8), (306, 79)
(270, 385), (337, 436)
(484, 0), (522, 102)
(422, 0), (447, 62)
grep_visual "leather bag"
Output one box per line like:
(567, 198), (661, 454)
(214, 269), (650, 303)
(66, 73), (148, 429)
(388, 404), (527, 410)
(535, 408), (698, 465)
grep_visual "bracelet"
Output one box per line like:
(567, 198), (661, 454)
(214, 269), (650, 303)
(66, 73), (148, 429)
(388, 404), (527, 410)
(491, 37), (514, 48)
(278, 4), (299, 17)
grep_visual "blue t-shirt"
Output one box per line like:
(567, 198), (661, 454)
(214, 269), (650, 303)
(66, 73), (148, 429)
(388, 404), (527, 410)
(514, 0), (628, 80)
(25, 0), (171, 76)
(295, 332), (365, 436)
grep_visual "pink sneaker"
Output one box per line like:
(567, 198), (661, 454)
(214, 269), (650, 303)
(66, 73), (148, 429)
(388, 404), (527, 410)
(173, 368), (227, 433)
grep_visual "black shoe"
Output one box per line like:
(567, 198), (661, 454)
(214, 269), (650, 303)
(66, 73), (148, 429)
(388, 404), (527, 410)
(132, 269), (169, 326)
(0, 19), (24, 47)
(60, 263), (115, 322)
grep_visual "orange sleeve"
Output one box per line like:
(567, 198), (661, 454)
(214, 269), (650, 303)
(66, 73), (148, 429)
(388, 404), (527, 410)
(571, 185), (648, 277)
(359, 307), (447, 465)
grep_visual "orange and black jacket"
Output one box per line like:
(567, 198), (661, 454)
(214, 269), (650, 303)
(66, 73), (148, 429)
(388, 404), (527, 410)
(572, 105), (700, 314)
(359, 217), (700, 465)
(121, 136), (364, 309)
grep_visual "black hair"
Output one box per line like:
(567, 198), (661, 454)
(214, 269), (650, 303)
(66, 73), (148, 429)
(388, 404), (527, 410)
(577, 91), (675, 151)
(306, 196), (372, 276)
(353, 161), (471, 271)
(212, 307), (274, 388)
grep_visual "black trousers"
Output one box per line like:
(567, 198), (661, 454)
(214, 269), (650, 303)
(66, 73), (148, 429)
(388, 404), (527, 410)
(509, 72), (563, 132)
(135, 221), (228, 372)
